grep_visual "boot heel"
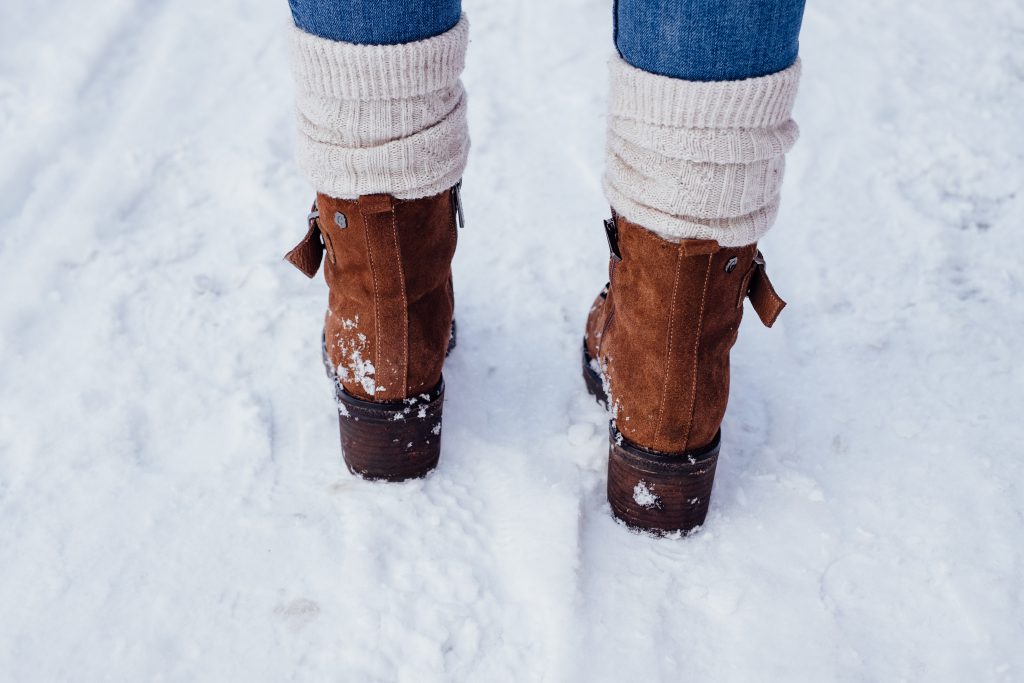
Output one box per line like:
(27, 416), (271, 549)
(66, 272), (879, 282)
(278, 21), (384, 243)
(607, 427), (720, 535)
(334, 379), (445, 482)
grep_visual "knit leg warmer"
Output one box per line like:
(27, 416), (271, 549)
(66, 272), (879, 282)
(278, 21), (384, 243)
(289, 15), (470, 200)
(603, 55), (801, 247)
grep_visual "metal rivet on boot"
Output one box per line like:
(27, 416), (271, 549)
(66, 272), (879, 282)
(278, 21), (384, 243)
(334, 212), (348, 229)
(725, 257), (738, 273)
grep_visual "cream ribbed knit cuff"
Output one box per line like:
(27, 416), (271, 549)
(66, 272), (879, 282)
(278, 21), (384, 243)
(603, 55), (801, 247)
(290, 15), (470, 200)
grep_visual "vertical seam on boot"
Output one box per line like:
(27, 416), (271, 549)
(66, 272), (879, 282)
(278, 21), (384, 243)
(362, 208), (383, 396)
(596, 300), (617, 416)
(680, 254), (714, 450)
(653, 248), (684, 447)
(598, 301), (615, 359)
(599, 258), (619, 358)
(390, 204), (409, 394)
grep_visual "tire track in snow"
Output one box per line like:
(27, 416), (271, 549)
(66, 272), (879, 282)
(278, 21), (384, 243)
(452, 0), (612, 676)
(0, 0), (171, 225)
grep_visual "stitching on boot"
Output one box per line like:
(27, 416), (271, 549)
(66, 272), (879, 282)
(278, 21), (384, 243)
(361, 205), (383, 396)
(679, 253), (714, 450)
(390, 203), (410, 393)
(653, 247), (684, 447)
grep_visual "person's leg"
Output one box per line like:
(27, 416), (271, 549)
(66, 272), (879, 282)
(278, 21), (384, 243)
(615, 0), (805, 81)
(288, 0), (468, 200)
(605, 0), (805, 246)
(586, 0), (806, 533)
(284, 1), (468, 480)
(288, 0), (459, 45)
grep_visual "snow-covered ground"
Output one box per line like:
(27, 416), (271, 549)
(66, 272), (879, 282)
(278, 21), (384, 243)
(2, 0), (1023, 680)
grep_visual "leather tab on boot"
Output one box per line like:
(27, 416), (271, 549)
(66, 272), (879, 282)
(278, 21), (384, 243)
(747, 252), (786, 328)
(359, 194), (395, 215)
(284, 208), (325, 279)
(679, 239), (721, 257)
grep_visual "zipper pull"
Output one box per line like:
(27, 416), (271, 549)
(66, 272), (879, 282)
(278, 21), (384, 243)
(451, 180), (465, 229)
(604, 216), (622, 262)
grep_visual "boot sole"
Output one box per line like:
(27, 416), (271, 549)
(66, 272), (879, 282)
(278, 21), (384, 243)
(320, 322), (456, 482)
(583, 340), (720, 534)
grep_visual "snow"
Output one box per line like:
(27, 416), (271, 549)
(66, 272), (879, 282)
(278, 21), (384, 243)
(632, 481), (660, 509)
(1, 0), (1023, 680)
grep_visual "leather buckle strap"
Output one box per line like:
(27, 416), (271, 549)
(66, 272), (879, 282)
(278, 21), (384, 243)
(284, 200), (326, 278)
(745, 250), (786, 327)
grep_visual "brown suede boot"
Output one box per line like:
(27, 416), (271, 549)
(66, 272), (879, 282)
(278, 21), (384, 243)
(285, 184), (462, 481)
(583, 212), (785, 534)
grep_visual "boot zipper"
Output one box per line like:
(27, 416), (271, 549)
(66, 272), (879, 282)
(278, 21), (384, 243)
(604, 216), (622, 262)
(451, 180), (465, 229)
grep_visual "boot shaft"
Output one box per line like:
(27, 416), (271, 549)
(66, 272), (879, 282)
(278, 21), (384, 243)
(286, 187), (460, 402)
(588, 214), (784, 454)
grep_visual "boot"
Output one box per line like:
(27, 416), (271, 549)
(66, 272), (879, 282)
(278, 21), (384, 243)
(285, 183), (462, 480)
(583, 212), (785, 534)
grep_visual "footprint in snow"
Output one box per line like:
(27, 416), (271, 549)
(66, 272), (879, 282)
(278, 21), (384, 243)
(274, 598), (321, 631)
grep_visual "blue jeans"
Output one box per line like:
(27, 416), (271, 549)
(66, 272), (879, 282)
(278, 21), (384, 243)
(287, 0), (460, 45)
(288, 0), (805, 82)
(615, 0), (806, 80)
